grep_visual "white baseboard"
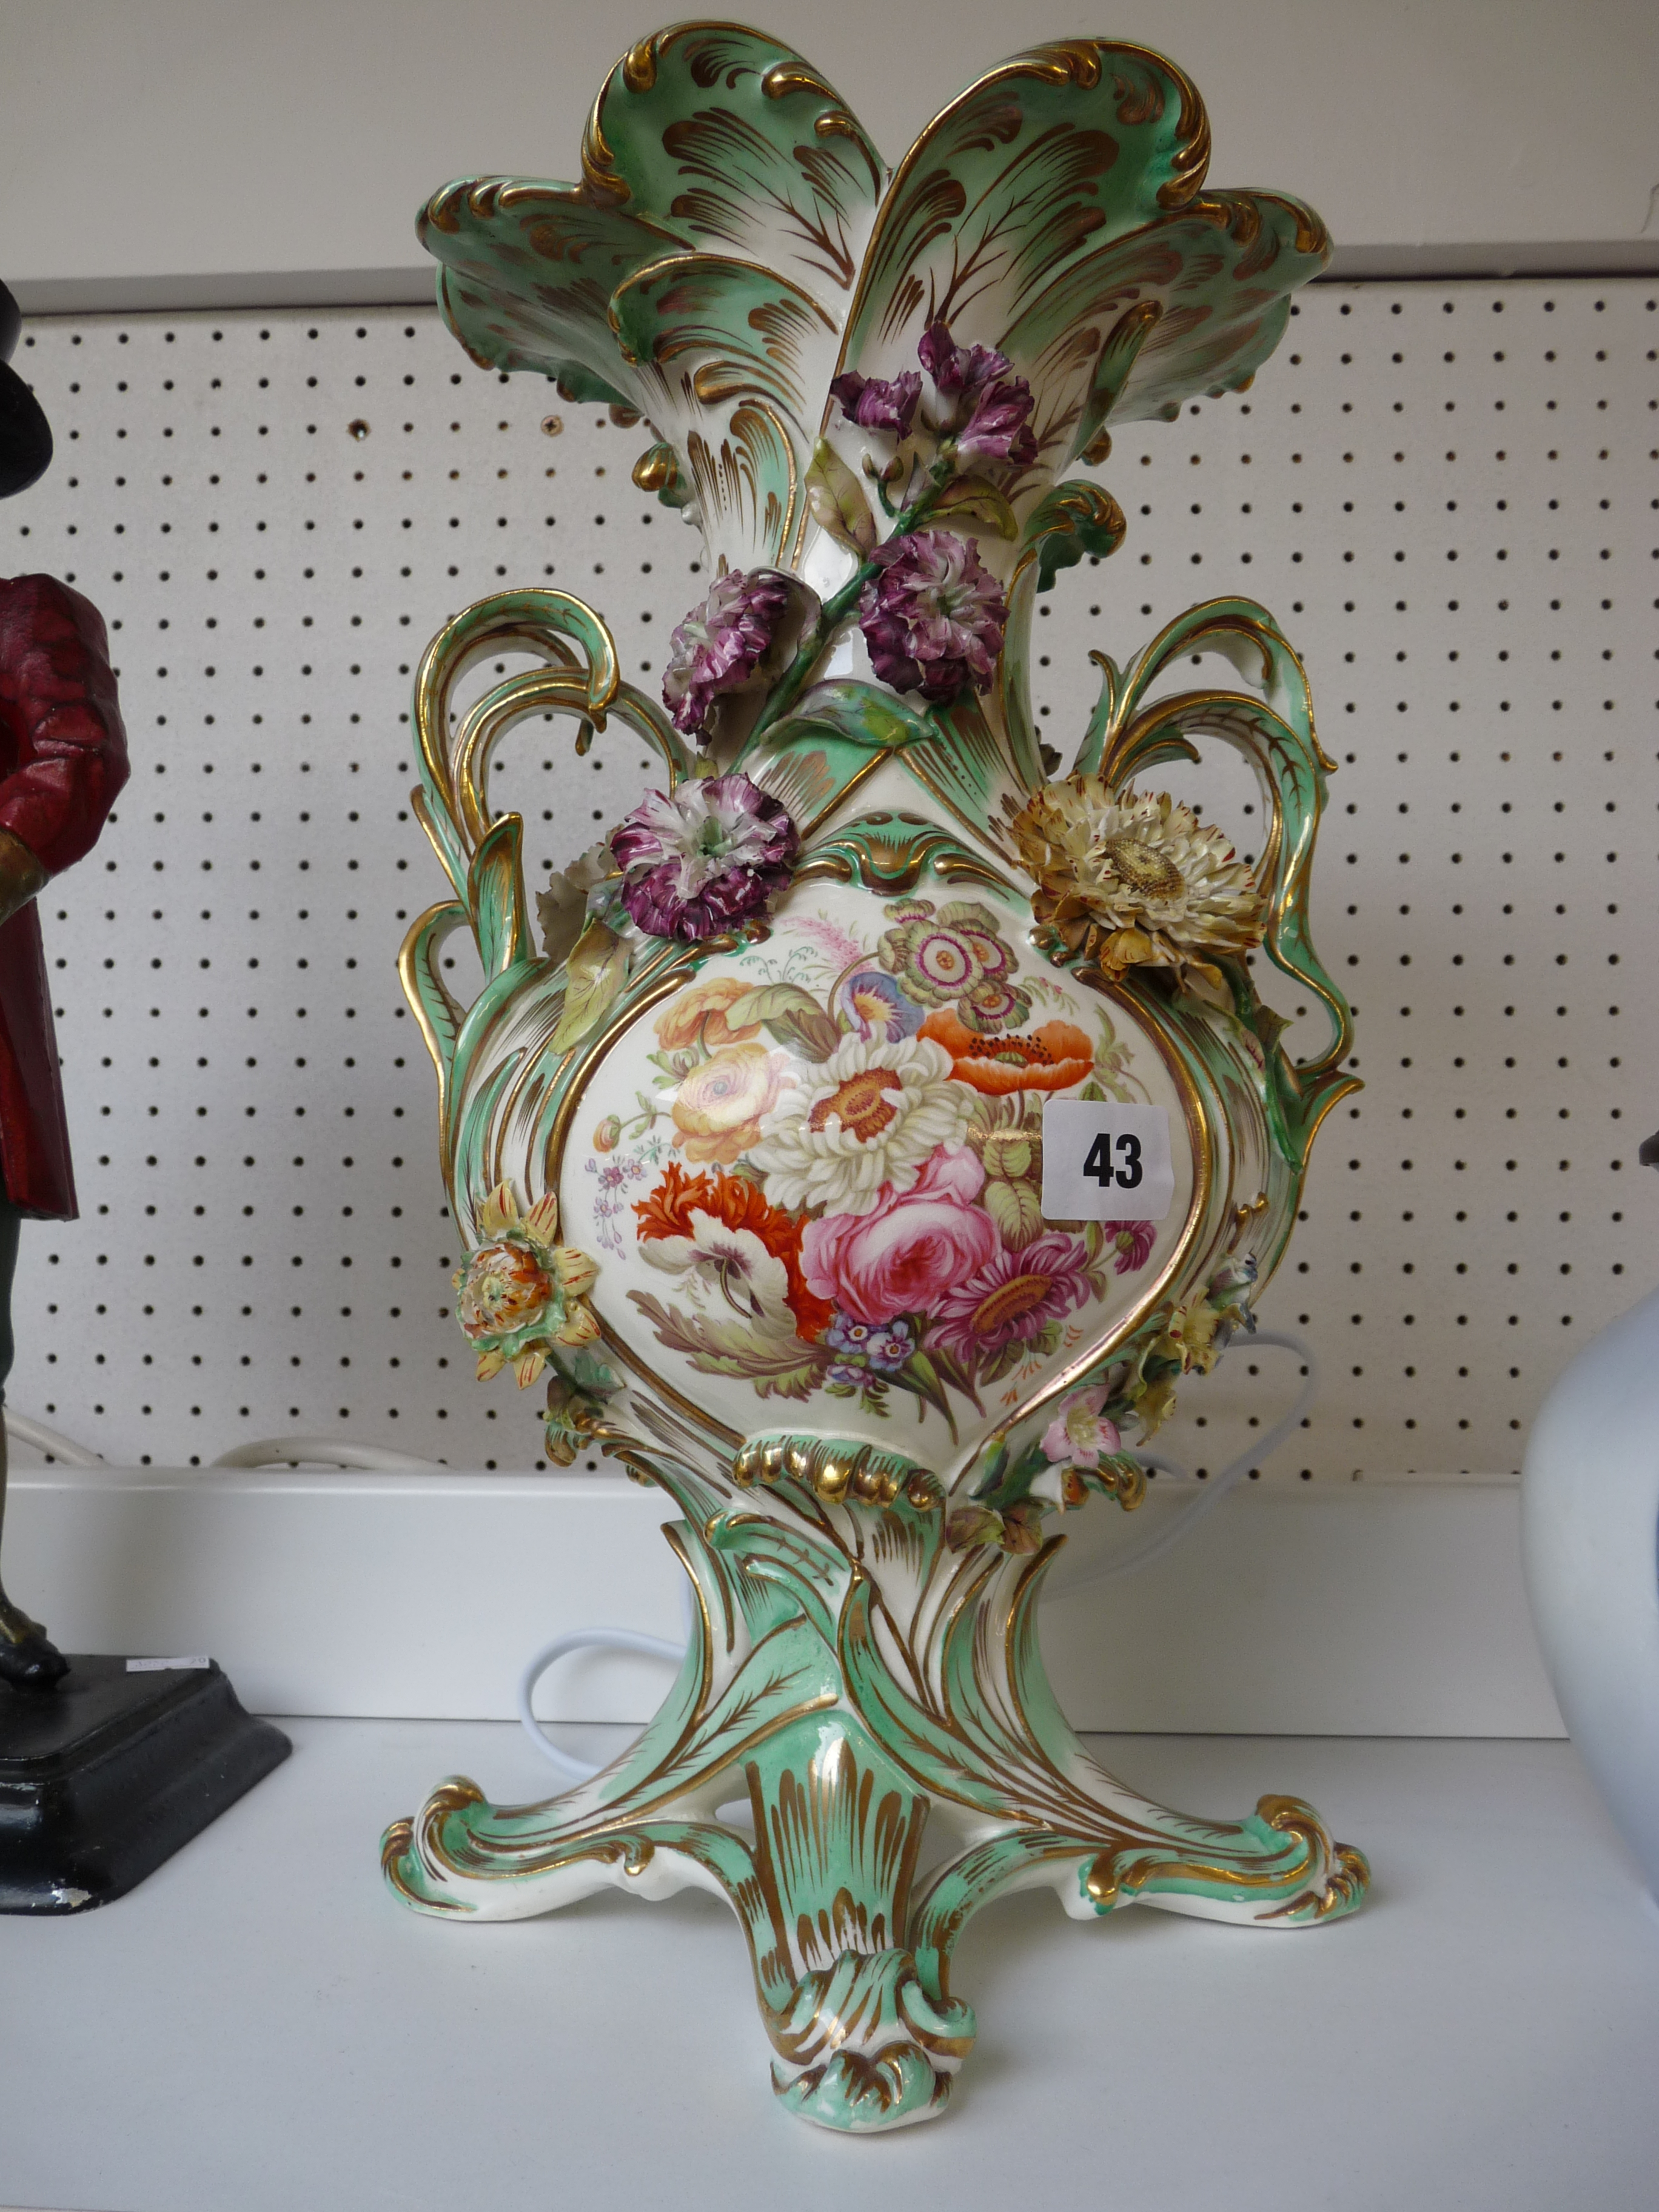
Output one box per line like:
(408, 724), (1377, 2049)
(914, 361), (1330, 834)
(4, 1469), (1563, 1737)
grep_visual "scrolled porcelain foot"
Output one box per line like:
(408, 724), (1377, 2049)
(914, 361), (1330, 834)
(767, 1948), (972, 2133)
(384, 1471), (1369, 2125)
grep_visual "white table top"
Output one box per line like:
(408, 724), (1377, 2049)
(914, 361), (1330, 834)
(3, 1719), (1656, 2212)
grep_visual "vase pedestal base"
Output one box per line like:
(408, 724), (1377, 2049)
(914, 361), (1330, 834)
(384, 1487), (1367, 2130)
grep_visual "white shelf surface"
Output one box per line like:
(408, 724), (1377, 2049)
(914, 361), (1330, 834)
(2, 1719), (1655, 2212)
(4, 1470), (1566, 1737)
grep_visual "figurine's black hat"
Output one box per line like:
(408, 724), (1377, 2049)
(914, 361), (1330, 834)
(0, 281), (53, 499)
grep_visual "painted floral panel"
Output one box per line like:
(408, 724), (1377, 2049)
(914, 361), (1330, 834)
(561, 885), (1195, 1447)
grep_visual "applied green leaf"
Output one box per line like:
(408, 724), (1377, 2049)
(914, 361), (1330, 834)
(1018, 480), (1128, 593)
(552, 918), (630, 1051)
(931, 474), (1019, 539)
(806, 439), (876, 554)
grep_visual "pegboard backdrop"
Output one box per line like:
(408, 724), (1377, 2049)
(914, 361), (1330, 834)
(5, 280), (1656, 1476)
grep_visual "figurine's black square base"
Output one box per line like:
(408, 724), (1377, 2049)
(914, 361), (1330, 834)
(0, 1655), (291, 1912)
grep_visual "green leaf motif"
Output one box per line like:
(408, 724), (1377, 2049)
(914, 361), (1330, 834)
(743, 679), (939, 837)
(736, 982), (824, 1024)
(553, 1342), (619, 1398)
(983, 1177), (1045, 1252)
(628, 1292), (830, 1400)
(552, 918), (630, 1051)
(945, 1506), (1003, 1553)
(838, 44), (1206, 387)
(931, 474), (1019, 540)
(898, 1350), (955, 1430)
(806, 438), (876, 554)
(1017, 480), (1128, 594)
(581, 27), (883, 312)
(774, 679), (936, 753)
(465, 813), (530, 980)
(738, 981), (842, 1064)
(611, 256), (837, 420)
(418, 27), (883, 577)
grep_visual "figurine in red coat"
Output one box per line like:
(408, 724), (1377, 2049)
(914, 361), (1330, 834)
(0, 282), (130, 1688)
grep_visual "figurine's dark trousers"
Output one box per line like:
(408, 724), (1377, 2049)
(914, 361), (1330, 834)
(0, 1202), (65, 1687)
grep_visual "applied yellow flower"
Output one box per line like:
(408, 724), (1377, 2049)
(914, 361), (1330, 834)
(1012, 778), (1262, 992)
(453, 1180), (602, 1387)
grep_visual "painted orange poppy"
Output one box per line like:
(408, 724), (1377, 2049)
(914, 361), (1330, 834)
(636, 1162), (831, 1338)
(920, 1008), (1094, 1096)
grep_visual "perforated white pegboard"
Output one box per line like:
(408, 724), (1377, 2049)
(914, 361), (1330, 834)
(5, 281), (1656, 1476)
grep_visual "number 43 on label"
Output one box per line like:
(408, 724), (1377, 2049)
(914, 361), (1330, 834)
(1039, 1100), (1176, 1225)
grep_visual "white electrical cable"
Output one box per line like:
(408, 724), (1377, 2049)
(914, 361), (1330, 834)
(7, 1340), (1315, 1775)
(2, 1411), (441, 1475)
(517, 1629), (688, 1782)
(3, 1410), (104, 1466)
(1042, 1330), (1318, 1595)
(514, 1329), (1318, 1774)
(4, 1328), (1316, 1781)
(209, 1437), (441, 1471)
(4, 1406), (660, 1790)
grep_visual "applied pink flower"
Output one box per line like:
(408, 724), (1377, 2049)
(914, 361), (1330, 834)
(1041, 1388), (1121, 1469)
(801, 1145), (998, 1324)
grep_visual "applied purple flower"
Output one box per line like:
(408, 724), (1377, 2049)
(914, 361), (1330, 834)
(918, 321), (1011, 400)
(957, 379), (1039, 466)
(661, 568), (797, 742)
(830, 369), (922, 437)
(916, 319), (1037, 464)
(857, 527), (1007, 704)
(611, 774), (799, 942)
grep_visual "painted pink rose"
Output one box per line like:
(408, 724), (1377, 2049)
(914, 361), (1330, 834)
(801, 1147), (999, 1324)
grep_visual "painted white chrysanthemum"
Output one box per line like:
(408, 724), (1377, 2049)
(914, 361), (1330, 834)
(1011, 778), (1262, 985)
(749, 1033), (972, 1218)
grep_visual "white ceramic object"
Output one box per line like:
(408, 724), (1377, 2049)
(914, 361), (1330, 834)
(1522, 1281), (1659, 1897)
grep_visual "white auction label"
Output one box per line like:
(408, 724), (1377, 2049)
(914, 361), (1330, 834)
(1041, 1100), (1175, 1223)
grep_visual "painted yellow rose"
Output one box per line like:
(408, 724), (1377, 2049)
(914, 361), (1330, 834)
(671, 1041), (782, 1167)
(654, 975), (762, 1052)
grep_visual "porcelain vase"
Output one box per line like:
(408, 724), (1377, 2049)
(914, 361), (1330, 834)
(1523, 1280), (1659, 1900)
(384, 25), (1369, 2130)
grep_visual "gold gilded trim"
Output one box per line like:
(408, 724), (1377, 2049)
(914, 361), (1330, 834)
(541, 959), (694, 1198)
(455, 666), (606, 849)
(662, 1521), (717, 1714)
(761, 59), (838, 101)
(622, 38), (658, 92)
(792, 811), (1022, 898)
(538, 959), (746, 1454)
(397, 899), (469, 1207)
(412, 592), (619, 873)
(965, 974), (1218, 1473)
